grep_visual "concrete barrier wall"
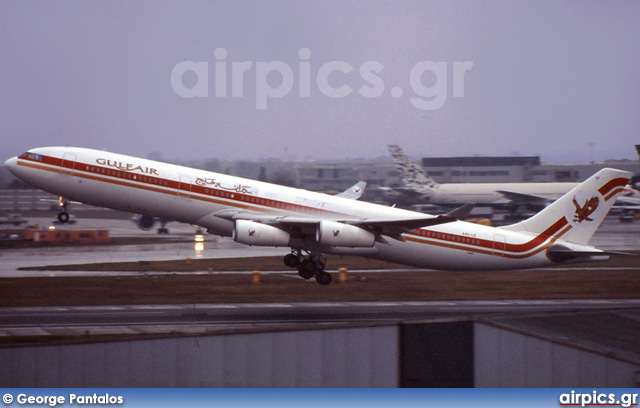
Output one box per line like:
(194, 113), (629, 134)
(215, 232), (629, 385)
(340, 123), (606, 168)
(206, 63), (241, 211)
(4, 320), (639, 388)
(0, 326), (399, 387)
(474, 323), (640, 387)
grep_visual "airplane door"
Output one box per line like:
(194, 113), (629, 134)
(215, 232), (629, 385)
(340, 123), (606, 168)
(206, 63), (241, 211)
(492, 234), (506, 256)
(60, 153), (77, 176)
(177, 175), (192, 197)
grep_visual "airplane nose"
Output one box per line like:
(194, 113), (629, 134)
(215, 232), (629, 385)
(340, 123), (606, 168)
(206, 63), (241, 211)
(4, 157), (18, 175)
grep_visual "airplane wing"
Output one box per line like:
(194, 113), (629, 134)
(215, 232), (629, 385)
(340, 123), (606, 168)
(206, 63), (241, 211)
(495, 190), (549, 205)
(335, 181), (366, 200)
(379, 186), (430, 200)
(614, 204), (640, 211)
(213, 209), (455, 238)
(615, 195), (640, 206)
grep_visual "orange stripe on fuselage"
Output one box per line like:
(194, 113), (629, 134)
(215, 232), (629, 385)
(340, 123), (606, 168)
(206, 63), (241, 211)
(17, 156), (342, 217)
(405, 219), (571, 259)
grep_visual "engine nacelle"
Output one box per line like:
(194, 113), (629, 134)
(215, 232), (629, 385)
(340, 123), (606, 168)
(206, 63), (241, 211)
(233, 220), (290, 247)
(316, 220), (375, 248)
(134, 214), (155, 231)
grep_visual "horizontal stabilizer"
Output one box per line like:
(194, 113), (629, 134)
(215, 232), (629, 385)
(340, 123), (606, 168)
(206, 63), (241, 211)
(39, 198), (83, 205)
(546, 245), (609, 263)
(545, 244), (635, 263)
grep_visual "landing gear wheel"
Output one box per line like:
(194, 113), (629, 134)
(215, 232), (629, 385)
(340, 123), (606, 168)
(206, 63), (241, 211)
(284, 253), (300, 268)
(297, 260), (315, 280)
(315, 271), (332, 285)
(57, 212), (69, 223)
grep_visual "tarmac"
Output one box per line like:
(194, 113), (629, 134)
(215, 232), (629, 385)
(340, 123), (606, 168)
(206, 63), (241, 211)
(1, 213), (639, 345)
(0, 214), (638, 278)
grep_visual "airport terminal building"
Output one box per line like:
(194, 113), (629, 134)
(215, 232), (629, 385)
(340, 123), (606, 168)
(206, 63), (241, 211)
(420, 156), (639, 184)
(293, 155), (639, 202)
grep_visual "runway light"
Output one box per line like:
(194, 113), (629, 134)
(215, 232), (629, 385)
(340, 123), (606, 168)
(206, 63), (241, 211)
(194, 233), (204, 243)
(48, 225), (56, 231)
(195, 242), (204, 252)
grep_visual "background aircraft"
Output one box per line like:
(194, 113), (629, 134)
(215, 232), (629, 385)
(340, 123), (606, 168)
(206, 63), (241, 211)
(381, 145), (579, 211)
(382, 145), (640, 221)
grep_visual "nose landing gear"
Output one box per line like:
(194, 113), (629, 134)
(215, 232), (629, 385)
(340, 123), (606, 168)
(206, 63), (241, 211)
(57, 196), (70, 223)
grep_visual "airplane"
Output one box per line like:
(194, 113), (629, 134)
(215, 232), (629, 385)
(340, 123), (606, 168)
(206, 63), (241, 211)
(613, 144), (640, 221)
(0, 213), (28, 226)
(381, 145), (580, 209)
(4, 147), (631, 285)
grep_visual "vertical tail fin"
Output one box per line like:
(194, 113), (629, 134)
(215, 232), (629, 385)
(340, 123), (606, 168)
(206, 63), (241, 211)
(388, 145), (438, 190)
(501, 168), (632, 245)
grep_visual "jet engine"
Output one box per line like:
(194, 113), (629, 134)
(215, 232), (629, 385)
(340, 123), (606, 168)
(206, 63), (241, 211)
(133, 214), (155, 231)
(316, 220), (375, 248)
(233, 220), (290, 247)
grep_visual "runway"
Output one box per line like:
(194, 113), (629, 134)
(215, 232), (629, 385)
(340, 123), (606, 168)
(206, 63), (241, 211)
(3, 299), (640, 340)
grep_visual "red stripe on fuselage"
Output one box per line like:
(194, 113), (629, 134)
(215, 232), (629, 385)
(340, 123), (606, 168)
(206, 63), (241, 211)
(503, 217), (568, 253)
(18, 153), (571, 259)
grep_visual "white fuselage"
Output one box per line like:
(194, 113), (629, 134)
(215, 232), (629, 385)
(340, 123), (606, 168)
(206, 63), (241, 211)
(428, 182), (578, 204)
(5, 147), (598, 271)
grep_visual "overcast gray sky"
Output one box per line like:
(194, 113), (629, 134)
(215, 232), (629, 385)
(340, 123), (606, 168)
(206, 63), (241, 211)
(1, 1), (639, 163)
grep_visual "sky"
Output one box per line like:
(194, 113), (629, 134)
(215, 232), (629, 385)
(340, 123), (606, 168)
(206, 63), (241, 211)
(1, 1), (639, 164)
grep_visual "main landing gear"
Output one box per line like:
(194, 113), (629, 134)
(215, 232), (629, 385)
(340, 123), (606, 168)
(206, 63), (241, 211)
(283, 251), (332, 285)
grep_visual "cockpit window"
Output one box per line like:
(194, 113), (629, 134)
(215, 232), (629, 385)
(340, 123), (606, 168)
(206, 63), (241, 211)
(19, 152), (42, 161)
